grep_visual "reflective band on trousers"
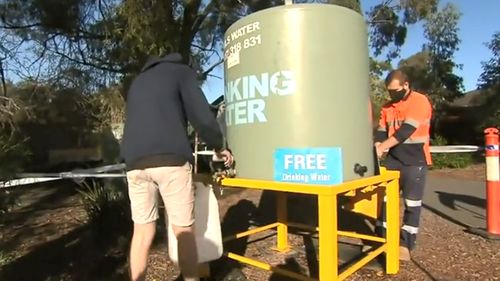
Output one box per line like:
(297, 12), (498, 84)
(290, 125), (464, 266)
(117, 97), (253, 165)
(405, 199), (422, 207)
(402, 225), (419, 234)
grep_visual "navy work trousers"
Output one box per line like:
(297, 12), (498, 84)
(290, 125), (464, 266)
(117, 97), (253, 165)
(377, 160), (428, 250)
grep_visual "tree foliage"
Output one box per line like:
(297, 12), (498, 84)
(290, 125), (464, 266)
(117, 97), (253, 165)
(398, 3), (463, 107)
(477, 31), (500, 129)
(362, 0), (439, 116)
(0, 0), (441, 93)
(0, 0), (462, 172)
(422, 3), (463, 100)
(0, 94), (30, 179)
(0, 0), (284, 93)
(0, 0), (443, 151)
(478, 31), (500, 89)
(367, 0), (437, 59)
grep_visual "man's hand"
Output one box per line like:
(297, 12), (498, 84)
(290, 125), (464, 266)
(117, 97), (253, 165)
(375, 136), (400, 159)
(215, 149), (234, 167)
(375, 142), (385, 159)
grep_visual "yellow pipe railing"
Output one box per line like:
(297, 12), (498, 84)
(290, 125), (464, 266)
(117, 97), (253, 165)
(221, 169), (400, 280)
(226, 252), (317, 281)
(337, 244), (387, 280)
(223, 222), (280, 242)
(337, 230), (387, 243)
(285, 222), (387, 243)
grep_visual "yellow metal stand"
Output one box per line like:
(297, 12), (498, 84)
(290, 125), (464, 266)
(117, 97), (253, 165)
(221, 170), (400, 281)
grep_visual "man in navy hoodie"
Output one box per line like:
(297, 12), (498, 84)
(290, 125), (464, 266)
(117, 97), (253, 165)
(121, 53), (233, 281)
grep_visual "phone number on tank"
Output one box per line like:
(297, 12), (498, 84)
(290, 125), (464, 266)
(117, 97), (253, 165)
(224, 34), (262, 59)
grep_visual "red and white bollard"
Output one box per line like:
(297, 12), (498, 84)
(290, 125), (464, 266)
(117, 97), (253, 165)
(485, 128), (500, 236)
(470, 127), (500, 239)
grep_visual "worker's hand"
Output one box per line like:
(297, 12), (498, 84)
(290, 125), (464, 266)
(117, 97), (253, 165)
(215, 149), (234, 167)
(375, 142), (385, 159)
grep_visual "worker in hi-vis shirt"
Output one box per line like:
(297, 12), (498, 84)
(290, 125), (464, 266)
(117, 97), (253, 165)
(374, 69), (433, 261)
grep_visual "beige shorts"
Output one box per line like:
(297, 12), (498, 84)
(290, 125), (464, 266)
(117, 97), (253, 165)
(126, 162), (194, 226)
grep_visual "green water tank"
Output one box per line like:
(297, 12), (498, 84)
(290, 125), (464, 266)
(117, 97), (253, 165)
(223, 3), (375, 184)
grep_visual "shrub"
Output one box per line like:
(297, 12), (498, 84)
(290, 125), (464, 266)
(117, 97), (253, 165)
(0, 96), (31, 179)
(430, 135), (475, 169)
(0, 131), (30, 179)
(77, 179), (132, 245)
(431, 153), (474, 169)
(0, 97), (30, 219)
(0, 250), (14, 267)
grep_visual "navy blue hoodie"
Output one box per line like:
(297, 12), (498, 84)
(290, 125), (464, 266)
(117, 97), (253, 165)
(120, 53), (223, 170)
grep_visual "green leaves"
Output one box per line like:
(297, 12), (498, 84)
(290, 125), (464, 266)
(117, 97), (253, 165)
(476, 32), (500, 130)
(423, 3), (461, 62)
(422, 3), (463, 103)
(478, 31), (500, 89)
(0, 0), (461, 103)
(0, 0), (442, 89)
(368, 4), (401, 57)
(394, 2), (463, 110)
(367, 0), (438, 59)
(400, 0), (437, 24)
(118, 0), (179, 55)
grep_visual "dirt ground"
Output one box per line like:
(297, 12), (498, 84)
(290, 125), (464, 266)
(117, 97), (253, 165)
(428, 163), (486, 181)
(1, 164), (499, 281)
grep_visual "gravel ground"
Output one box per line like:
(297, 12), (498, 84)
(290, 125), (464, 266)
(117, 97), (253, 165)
(1, 165), (499, 281)
(350, 205), (500, 281)
(428, 163), (486, 181)
(144, 185), (500, 281)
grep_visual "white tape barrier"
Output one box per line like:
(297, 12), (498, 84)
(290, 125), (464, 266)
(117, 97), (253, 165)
(430, 145), (481, 153)
(0, 177), (62, 188)
(0, 163), (127, 189)
(0, 147), (483, 189)
(0, 151), (218, 189)
(0, 173), (127, 189)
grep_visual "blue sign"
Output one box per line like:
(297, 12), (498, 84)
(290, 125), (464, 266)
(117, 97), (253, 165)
(273, 147), (343, 185)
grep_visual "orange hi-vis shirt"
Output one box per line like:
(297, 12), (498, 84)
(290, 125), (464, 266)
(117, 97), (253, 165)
(376, 91), (433, 166)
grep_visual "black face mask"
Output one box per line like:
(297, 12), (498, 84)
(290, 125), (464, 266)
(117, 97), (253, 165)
(388, 88), (408, 102)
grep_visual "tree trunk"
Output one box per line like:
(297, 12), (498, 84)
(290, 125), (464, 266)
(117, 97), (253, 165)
(0, 59), (7, 97)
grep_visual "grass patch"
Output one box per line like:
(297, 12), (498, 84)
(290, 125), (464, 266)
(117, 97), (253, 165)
(431, 135), (476, 169)
(431, 153), (475, 169)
